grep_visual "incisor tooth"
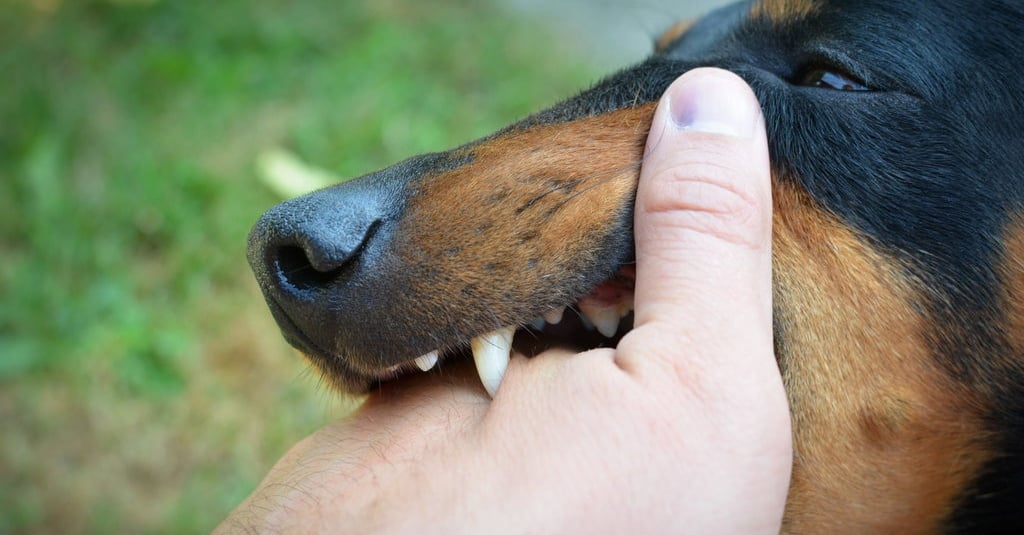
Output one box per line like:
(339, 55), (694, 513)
(414, 350), (439, 372)
(578, 302), (621, 338)
(470, 326), (515, 397)
(543, 307), (565, 325)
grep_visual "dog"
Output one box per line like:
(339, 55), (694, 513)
(246, 0), (1024, 531)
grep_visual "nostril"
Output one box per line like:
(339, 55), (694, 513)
(274, 245), (343, 292)
(248, 180), (388, 300)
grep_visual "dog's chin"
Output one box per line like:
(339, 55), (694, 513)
(306, 266), (637, 397)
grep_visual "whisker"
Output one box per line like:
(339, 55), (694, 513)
(557, 160), (644, 207)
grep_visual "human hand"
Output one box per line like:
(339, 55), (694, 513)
(217, 68), (791, 534)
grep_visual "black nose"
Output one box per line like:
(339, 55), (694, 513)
(262, 213), (378, 293)
(247, 180), (388, 302)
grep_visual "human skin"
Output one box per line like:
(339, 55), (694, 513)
(217, 68), (793, 535)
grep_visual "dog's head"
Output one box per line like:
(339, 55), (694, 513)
(247, 0), (1024, 531)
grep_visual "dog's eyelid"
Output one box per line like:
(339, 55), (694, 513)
(791, 56), (872, 91)
(790, 46), (874, 91)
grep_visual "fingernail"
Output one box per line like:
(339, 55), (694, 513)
(669, 70), (759, 138)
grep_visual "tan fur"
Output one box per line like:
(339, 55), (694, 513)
(655, 21), (693, 54)
(752, 0), (819, 22)
(773, 183), (992, 533)
(394, 103), (657, 331)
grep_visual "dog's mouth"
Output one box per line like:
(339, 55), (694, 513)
(368, 265), (636, 397)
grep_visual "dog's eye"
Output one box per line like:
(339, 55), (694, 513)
(797, 69), (870, 91)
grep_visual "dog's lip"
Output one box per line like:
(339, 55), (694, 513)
(266, 296), (446, 386)
(264, 297), (379, 382)
(407, 266), (638, 396)
(267, 266), (637, 394)
(264, 298), (319, 355)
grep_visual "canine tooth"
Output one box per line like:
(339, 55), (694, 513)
(543, 307), (565, 325)
(414, 350), (439, 372)
(470, 326), (515, 398)
(530, 317), (546, 330)
(579, 302), (621, 338)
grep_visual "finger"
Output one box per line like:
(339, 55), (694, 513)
(623, 68), (773, 372)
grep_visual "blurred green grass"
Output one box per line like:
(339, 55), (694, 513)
(0, 0), (595, 532)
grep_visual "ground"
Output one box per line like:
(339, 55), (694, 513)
(0, 0), (595, 532)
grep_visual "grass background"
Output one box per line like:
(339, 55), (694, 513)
(0, 0), (596, 532)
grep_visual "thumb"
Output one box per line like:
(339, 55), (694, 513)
(626, 68), (772, 373)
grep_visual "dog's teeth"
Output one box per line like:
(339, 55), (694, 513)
(618, 294), (635, 318)
(543, 307), (565, 325)
(470, 326), (515, 398)
(614, 293), (630, 317)
(530, 317), (546, 330)
(414, 350), (439, 372)
(578, 313), (595, 331)
(579, 302), (620, 338)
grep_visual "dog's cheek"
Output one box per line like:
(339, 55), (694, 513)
(772, 182), (993, 533)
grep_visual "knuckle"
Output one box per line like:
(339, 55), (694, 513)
(640, 159), (768, 248)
